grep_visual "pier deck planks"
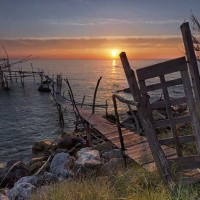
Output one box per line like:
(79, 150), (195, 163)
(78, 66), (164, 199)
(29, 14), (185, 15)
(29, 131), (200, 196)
(77, 108), (176, 170)
(76, 107), (200, 184)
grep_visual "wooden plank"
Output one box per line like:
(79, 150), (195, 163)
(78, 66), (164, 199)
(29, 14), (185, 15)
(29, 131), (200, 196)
(159, 75), (182, 156)
(154, 116), (190, 128)
(142, 154), (178, 172)
(181, 69), (200, 154)
(134, 147), (176, 166)
(169, 155), (200, 171)
(107, 131), (133, 140)
(113, 136), (147, 147)
(159, 134), (195, 145)
(151, 97), (186, 110)
(137, 57), (187, 80)
(147, 78), (182, 92)
(181, 22), (200, 115)
(136, 80), (173, 183)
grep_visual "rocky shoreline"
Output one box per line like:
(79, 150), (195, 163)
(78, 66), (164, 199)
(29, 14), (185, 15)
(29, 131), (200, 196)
(0, 131), (125, 200)
(0, 99), (190, 200)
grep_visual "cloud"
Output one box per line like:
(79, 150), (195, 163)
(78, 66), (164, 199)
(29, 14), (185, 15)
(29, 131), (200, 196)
(0, 36), (183, 59)
(42, 17), (182, 27)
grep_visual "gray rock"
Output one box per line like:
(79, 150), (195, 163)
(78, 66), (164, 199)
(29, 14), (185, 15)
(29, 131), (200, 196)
(37, 172), (60, 185)
(75, 148), (102, 174)
(7, 183), (36, 200)
(101, 158), (125, 174)
(50, 153), (74, 179)
(57, 136), (85, 149)
(14, 176), (38, 187)
(93, 141), (114, 155)
(102, 149), (123, 160)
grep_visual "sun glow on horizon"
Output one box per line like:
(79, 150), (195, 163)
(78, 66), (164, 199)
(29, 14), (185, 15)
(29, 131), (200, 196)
(111, 49), (118, 58)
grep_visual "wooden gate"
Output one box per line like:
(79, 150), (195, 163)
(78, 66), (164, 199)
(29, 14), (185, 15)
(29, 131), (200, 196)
(120, 52), (200, 185)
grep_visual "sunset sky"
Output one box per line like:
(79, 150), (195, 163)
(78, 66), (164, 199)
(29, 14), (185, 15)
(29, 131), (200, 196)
(0, 0), (200, 60)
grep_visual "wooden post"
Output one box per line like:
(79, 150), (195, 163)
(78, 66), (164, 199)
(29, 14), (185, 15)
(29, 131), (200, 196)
(120, 52), (174, 185)
(15, 71), (17, 83)
(112, 94), (125, 151)
(92, 77), (102, 114)
(20, 68), (24, 87)
(81, 95), (86, 108)
(105, 100), (108, 117)
(181, 22), (200, 115)
(31, 63), (35, 82)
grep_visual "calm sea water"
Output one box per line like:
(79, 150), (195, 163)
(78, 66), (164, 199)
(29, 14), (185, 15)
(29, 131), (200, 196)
(0, 59), (184, 163)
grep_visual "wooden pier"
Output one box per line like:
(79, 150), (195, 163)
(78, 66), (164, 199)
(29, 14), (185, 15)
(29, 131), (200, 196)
(78, 107), (176, 170)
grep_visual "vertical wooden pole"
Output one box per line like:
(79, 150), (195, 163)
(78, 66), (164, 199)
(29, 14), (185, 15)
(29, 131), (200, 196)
(31, 63), (35, 82)
(105, 100), (108, 117)
(81, 95), (86, 108)
(181, 22), (200, 115)
(15, 71), (17, 83)
(112, 95), (125, 151)
(120, 52), (174, 185)
(92, 77), (102, 114)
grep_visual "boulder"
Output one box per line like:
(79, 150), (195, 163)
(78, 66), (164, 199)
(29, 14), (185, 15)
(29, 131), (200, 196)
(75, 148), (102, 174)
(0, 161), (29, 188)
(102, 149), (124, 160)
(7, 183), (36, 200)
(57, 136), (85, 150)
(37, 172), (60, 186)
(50, 153), (74, 179)
(14, 176), (38, 187)
(92, 141), (114, 155)
(32, 140), (54, 155)
(101, 158), (125, 175)
(28, 161), (46, 174)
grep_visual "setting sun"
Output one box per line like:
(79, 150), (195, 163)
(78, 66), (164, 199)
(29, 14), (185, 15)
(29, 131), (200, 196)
(111, 49), (118, 58)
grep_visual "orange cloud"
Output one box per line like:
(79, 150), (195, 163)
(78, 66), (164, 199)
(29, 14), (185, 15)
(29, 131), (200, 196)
(0, 36), (184, 60)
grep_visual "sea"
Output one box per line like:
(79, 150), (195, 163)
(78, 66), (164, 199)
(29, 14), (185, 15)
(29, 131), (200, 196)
(0, 59), (185, 163)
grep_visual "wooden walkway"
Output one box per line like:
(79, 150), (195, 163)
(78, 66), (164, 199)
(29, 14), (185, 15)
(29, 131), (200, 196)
(77, 108), (200, 184)
(78, 108), (176, 171)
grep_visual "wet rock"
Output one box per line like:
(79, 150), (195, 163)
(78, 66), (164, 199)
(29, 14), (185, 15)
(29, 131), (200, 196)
(7, 183), (36, 200)
(50, 153), (74, 179)
(93, 141), (114, 155)
(0, 194), (9, 200)
(75, 148), (102, 174)
(0, 163), (7, 169)
(0, 161), (29, 188)
(102, 149), (123, 160)
(57, 136), (85, 150)
(101, 158), (125, 175)
(32, 140), (54, 155)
